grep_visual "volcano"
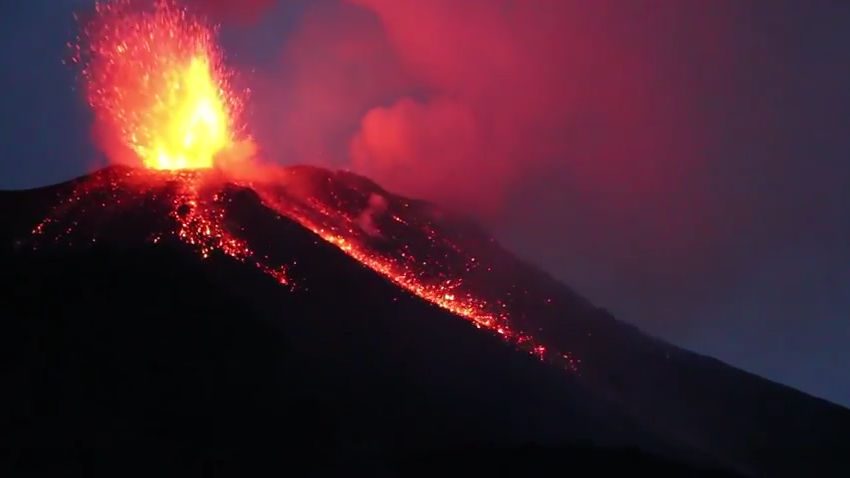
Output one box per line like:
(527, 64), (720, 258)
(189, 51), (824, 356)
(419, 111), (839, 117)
(2, 165), (849, 477)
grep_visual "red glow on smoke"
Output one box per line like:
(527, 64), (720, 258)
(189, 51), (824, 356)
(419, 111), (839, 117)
(52, 0), (581, 374)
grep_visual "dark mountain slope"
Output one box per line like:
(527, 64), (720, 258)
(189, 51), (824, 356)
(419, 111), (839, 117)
(254, 165), (850, 477)
(0, 166), (848, 476)
(0, 247), (736, 477)
(0, 173), (730, 477)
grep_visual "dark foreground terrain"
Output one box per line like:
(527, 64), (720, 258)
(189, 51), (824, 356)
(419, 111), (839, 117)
(1, 167), (848, 476)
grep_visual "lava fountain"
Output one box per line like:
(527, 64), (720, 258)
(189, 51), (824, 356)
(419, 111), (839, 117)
(53, 0), (289, 284)
(72, 0), (250, 170)
(51, 0), (578, 372)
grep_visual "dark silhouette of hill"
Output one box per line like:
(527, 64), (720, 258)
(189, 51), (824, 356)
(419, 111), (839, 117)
(0, 166), (848, 477)
(250, 165), (850, 477)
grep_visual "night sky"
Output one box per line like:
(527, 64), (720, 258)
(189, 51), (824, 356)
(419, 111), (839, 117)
(2, 0), (848, 407)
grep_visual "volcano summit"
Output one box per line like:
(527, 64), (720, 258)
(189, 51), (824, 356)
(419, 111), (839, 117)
(2, 165), (849, 477)
(3, 0), (849, 476)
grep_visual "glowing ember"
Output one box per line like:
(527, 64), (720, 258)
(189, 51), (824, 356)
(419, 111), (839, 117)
(30, 166), (578, 374)
(168, 172), (250, 259)
(59, 2), (273, 279)
(73, 0), (247, 170)
(32, 168), (290, 288)
(253, 183), (580, 373)
(167, 172), (291, 284)
(45, 0), (580, 376)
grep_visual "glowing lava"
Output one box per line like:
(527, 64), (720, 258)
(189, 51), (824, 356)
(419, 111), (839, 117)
(164, 171), (290, 285)
(73, 0), (246, 170)
(51, 0), (579, 374)
(251, 176), (581, 373)
(59, 2), (285, 283)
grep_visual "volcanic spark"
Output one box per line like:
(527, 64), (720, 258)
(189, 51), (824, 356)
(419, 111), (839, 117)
(73, 0), (248, 170)
(251, 172), (581, 373)
(53, 1), (286, 287)
(54, 0), (579, 375)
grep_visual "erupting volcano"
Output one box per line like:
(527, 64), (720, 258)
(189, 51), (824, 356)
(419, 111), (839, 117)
(73, 0), (251, 171)
(57, 0), (576, 371)
(5, 1), (850, 476)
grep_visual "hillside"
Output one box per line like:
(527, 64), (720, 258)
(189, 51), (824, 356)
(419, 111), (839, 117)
(1, 166), (848, 476)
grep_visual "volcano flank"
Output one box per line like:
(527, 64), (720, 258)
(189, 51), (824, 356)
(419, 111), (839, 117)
(2, 166), (849, 477)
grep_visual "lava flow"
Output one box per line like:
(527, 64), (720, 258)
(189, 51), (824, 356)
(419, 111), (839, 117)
(251, 174), (580, 372)
(38, 0), (579, 373)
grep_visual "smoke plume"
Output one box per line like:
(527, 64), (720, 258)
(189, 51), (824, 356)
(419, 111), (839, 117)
(356, 192), (388, 238)
(240, 0), (744, 299)
(115, 0), (850, 404)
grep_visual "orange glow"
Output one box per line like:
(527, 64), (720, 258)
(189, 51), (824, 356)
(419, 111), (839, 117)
(253, 183), (579, 373)
(74, 0), (247, 170)
(52, 1), (579, 376)
(167, 172), (290, 284)
(31, 166), (576, 374)
(32, 168), (290, 286)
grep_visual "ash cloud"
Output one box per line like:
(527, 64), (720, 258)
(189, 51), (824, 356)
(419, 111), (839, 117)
(228, 0), (850, 405)
(257, 0), (733, 259)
